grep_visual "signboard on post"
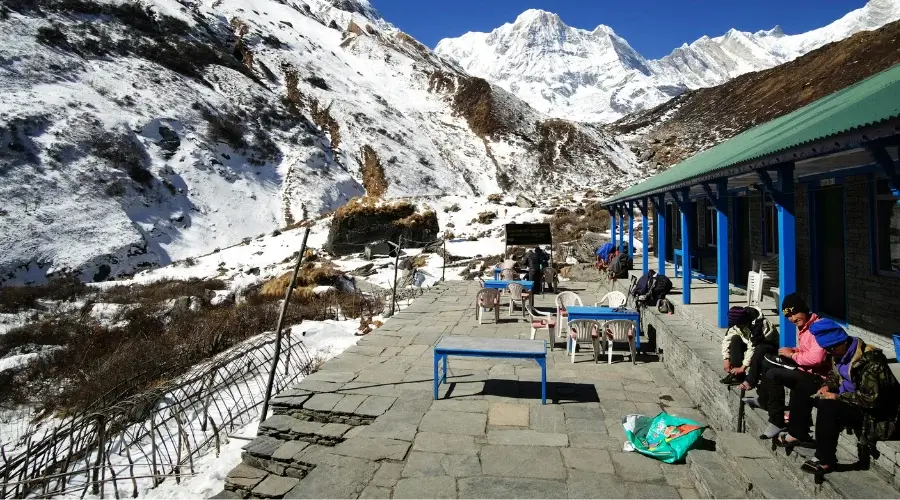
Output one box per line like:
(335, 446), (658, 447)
(505, 223), (552, 247)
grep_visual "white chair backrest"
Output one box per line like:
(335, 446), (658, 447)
(598, 291), (627, 308)
(746, 271), (763, 308)
(507, 282), (524, 300)
(556, 292), (583, 309)
(603, 320), (636, 341)
(501, 269), (516, 281)
(477, 277), (485, 287)
(569, 320), (600, 341)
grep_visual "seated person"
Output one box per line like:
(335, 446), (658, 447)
(750, 294), (829, 441)
(720, 306), (778, 385)
(595, 242), (615, 270)
(802, 322), (900, 474)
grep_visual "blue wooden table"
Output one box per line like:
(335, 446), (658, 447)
(565, 305), (642, 348)
(434, 336), (548, 404)
(483, 280), (534, 290)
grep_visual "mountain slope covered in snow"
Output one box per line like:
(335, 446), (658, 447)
(435, 0), (900, 122)
(0, 0), (641, 284)
(611, 19), (900, 174)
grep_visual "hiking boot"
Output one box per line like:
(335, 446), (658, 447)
(720, 373), (745, 385)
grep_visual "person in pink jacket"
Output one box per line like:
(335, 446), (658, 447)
(749, 294), (829, 442)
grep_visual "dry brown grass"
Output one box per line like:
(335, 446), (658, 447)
(1, 275), (381, 414)
(101, 278), (226, 305)
(333, 196), (416, 220)
(548, 202), (611, 243)
(258, 262), (343, 298)
(361, 145), (388, 198)
(311, 99), (340, 150)
(0, 276), (87, 313)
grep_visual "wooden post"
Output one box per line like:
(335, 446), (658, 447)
(390, 236), (403, 316)
(442, 238), (446, 282)
(260, 227), (310, 424)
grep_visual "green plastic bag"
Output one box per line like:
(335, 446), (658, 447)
(622, 412), (706, 463)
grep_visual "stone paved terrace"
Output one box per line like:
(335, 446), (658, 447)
(214, 279), (711, 499)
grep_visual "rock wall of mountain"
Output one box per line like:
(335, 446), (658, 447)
(611, 19), (900, 171)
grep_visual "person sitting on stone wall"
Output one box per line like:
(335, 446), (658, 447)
(801, 320), (900, 474)
(745, 293), (829, 441)
(720, 306), (778, 386)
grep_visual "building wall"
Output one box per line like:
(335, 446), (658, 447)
(843, 174), (900, 341)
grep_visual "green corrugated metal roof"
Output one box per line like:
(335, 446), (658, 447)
(606, 63), (900, 204)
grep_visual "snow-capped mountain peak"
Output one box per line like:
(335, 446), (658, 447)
(436, 0), (900, 122)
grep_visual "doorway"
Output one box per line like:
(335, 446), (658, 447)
(814, 184), (847, 322)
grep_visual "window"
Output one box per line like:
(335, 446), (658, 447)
(670, 203), (681, 243)
(704, 200), (717, 247)
(764, 195), (779, 255)
(875, 179), (900, 274)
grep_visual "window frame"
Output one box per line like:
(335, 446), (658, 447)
(874, 179), (900, 278)
(763, 195), (779, 256)
(703, 200), (717, 247)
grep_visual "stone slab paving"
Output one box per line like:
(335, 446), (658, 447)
(220, 281), (710, 499)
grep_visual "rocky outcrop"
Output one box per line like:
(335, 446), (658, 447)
(325, 198), (439, 256)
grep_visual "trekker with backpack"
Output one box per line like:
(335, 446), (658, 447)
(608, 251), (633, 280)
(720, 306), (777, 385)
(631, 270), (673, 309)
(802, 321), (900, 475)
(744, 293), (828, 441)
(596, 242), (615, 271)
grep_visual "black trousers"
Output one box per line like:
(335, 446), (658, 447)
(757, 367), (822, 440)
(814, 399), (864, 466)
(528, 271), (543, 295)
(727, 335), (747, 368)
(745, 343), (777, 386)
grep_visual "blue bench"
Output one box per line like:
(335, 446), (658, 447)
(433, 336), (548, 404)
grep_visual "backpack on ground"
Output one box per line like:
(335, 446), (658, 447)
(633, 270), (657, 297)
(649, 275), (673, 303)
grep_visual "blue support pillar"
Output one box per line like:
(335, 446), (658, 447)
(628, 201), (635, 259)
(610, 206), (617, 248)
(674, 188), (692, 305)
(618, 206), (625, 253)
(759, 165), (797, 347)
(652, 195), (667, 276)
(776, 166), (796, 347)
(640, 199), (649, 275)
(704, 181), (730, 328)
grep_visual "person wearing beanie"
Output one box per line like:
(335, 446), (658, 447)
(720, 306), (776, 385)
(800, 322), (900, 475)
(752, 293), (829, 441)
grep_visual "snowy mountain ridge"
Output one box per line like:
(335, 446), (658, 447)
(435, 0), (900, 122)
(0, 0), (640, 284)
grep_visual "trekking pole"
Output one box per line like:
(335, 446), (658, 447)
(390, 236), (403, 315)
(260, 227), (310, 424)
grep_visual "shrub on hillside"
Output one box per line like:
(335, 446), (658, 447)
(0, 276), (87, 313)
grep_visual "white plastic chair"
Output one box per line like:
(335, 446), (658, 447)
(500, 268), (516, 281)
(543, 267), (558, 294)
(475, 288), (501, 324)
(596, 291), (627, 308)
(602, 320), (637, 365)
(506, 283), (528, 317)
(555, 292), (583, 339)
(526, 303), (557, 350)
(567, 319), (602, 363)
(746, 271), (764, 309)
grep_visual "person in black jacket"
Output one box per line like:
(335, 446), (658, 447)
(522, 247), (545, 294)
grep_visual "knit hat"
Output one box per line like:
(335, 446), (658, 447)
(809, 319), (850, 349)
(728, 306), (750, 327)
(781, 293), (810, 317)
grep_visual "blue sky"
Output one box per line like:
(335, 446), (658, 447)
(372, 0), (868, 58)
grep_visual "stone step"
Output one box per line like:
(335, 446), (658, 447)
(259, 414), (355, 445)
(740, 398), (900, 499)
(715, 431), (808, 499)
(687, 449), (751, 499)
